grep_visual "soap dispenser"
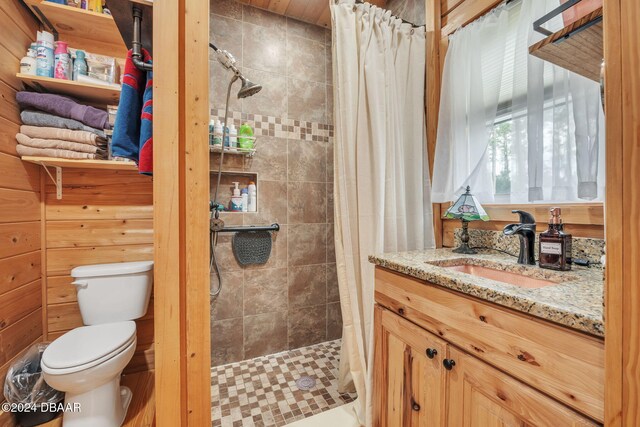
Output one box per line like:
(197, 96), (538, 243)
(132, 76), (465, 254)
(230, 182), (243, 212)
(539, 207), (572, 271)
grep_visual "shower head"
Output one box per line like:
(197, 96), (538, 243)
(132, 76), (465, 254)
(210, 43), (262, 98)
(238, 76), (262, 98)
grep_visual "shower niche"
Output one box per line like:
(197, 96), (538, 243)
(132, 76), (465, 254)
(209, 170), (259, 214)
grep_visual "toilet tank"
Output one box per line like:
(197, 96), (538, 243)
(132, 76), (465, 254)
(71, 261), (154, 325)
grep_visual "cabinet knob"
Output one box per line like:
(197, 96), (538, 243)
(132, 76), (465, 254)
(443, 359), (456, 370)
(412, 401), (421, 411)
(426, 348), (438, 359)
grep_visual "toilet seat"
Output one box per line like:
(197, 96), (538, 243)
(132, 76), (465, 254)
(42, 321), (136, 375)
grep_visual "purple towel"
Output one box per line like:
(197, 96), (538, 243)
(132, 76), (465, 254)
(16, 91), (110, 130)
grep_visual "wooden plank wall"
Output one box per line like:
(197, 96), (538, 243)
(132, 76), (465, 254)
(0, 1), (43, 424)
(429, 0), (605, 245)
(43, 169), (154, 374)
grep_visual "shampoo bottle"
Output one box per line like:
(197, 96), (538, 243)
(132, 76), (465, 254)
(238, 123), (254, 150)
(247, 181), (257, 212)
(213, 120), (223, 146)
(229, 123), (238, 148)
(208, 118), (215, 145)
(241, 188), (249, 213)
(230, 182), (243, 212)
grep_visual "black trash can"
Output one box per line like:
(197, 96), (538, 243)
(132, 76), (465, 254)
(3, 343), (65, 427)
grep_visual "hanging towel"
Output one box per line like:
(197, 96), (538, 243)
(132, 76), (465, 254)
(16, 92), (110, 130)
(20, 110), (106, 138)
(20, 125), (105, 146)
(138, 69), (153, 174)
(112, 49), (153, 175)
(16, 133), (106, 156)
(16, 144), (98, 159)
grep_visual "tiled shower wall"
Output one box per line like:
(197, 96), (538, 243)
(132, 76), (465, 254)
(209, 0), (341, 366)
(386, 0), (426, 25)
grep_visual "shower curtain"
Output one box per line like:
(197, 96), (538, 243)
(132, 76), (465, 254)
(330, 1), (435, 424)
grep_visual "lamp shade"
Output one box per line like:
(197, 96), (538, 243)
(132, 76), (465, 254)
(444, 186), (489, 222)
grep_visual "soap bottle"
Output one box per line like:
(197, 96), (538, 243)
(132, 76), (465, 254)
(229, 123), (238, 148)
(20, 48), (37, 75)
(238, 123), (254, 150)
(208, 118), (215, 145)
(230, 182), (243, 212)
(73, 50), (88, 81)
(247, 181), (257, 212)
(539, 207), (572, 271)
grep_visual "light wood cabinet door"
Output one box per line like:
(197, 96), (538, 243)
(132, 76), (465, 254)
(373, 305), (447, 427)
(446, 347), (599, 427)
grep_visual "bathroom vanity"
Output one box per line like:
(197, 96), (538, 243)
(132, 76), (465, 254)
(370, 249), (604, 426)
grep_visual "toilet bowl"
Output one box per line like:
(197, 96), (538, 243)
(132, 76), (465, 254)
(41, 261), (153, 427)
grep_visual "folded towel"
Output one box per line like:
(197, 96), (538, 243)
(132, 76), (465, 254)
(16, 133), (105, 156)
(20, 110), (106, 138)
(16, 144), (98, 160)
(20, 125), (105, 146)
(16, 92), (110, 130)
(112, 49), (153, 175)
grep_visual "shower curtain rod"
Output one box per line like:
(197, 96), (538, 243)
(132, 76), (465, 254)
(353, 0), (423, 28)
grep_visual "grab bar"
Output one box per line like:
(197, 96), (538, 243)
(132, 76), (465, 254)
(215, 224), (280, 233)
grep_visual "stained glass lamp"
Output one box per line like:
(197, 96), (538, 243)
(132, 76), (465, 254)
(443, 186), (490, 254)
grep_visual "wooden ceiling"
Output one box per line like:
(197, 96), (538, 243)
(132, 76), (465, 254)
(235, 0), (387, 28)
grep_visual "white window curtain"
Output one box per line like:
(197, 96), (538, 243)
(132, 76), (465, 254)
(331, 0), (435, 424)
(431, 0), (605, 204)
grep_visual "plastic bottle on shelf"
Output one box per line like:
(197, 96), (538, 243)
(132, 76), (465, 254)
(241, 188), (249, 213)
(73, 50), (88, 81)
(213, 120), (223, 146)
(247, 181), (257, 212)
(208, 118), (215, 145)
(229, 123), (238, 148)
(230, 182), (243, 212)
(20, 48), (37, 75)
(54, 41), (71, 80)
(36, 31), (55, 78)
(238, 123), (254, 151)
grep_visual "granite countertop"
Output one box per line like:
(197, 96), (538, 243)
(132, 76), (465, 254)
(369, 248), (604, 337)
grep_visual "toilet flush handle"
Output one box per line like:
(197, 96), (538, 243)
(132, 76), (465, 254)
(71, 280), (88, 289)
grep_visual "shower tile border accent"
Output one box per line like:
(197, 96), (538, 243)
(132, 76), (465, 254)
(211, 339), (356, 427)
(211, 108), (334, 142)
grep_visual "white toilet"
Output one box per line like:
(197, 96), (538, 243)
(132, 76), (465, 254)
(41, 261), (154, 427)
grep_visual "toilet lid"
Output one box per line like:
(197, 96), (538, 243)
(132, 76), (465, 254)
(42, 321), (136, 370)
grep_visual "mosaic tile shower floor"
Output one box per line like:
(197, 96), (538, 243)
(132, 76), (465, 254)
(211, 339), (356, 427)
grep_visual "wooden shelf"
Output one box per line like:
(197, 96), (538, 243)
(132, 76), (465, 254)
(529, 7), (603, 82)
(22, 156), (137, 170)
(23, 0), (127, 57)
(16, 73), (121, 105)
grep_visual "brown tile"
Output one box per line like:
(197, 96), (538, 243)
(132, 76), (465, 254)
(211, 0), (242, 19)
(243, 5), (286, 29)
(243, 22), (286, 75)
(240, 67), (287, 118)
(287, 140), (326, 182)
(326, 182), (334, 224)
(326, 84), (334, 125)
(326, 263), (340, 303)
(211, 151), (245, 172)
(326, 139), (334, 183)
(287, 182), (326, 224)
(286, 17), (326, 43)
(211, 60), (242, 112)
(243, 136), (287, 181)
(287, 79), (326, 123)
(325, 46), (333, 85)
(211, 270), (244, 320)
(326, 302), (342, 341)
(288, 305), (327, 348)
(210, 14), (242, 66)
(288, 265), (327, 309)
(288, 224), (327, 266)
(244, 268), (288, 315)
(326, 224), (335, 264)
(212, 234), (243, 271)
(324, 28), (332, 46)
(286, 35), (326, 83)
(211, 318), (244, 366)
(243, 180), (287, 225)
(244, 311), (288, 358)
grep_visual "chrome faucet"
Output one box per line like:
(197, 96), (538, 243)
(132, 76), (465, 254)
(503, 210), (536, 265)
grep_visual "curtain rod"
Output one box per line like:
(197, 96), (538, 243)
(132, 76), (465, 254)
(353, 0), (423, 28)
